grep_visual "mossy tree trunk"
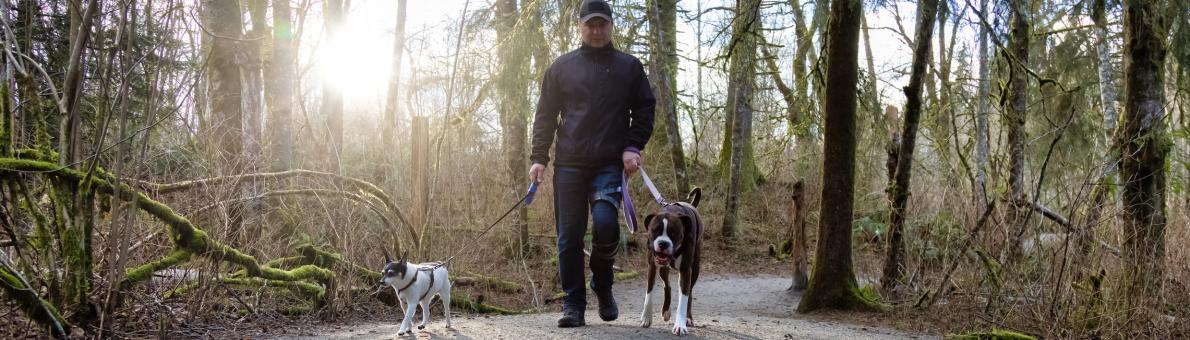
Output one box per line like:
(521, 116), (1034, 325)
(496, 0), (531, 255)
(797, 0), (882, 313)
(1004, 0), (1030, 263)
(880, 0), (938, 295)
(1119, 0), (1170, 317)
(720, 0), (760, 240)
(647, 0), (688, 195)
(974, 0), (990, 205)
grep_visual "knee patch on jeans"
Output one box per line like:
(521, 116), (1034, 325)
(589, 187), (622, 210)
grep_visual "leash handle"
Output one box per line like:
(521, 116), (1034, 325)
(524, 181), (540, 205)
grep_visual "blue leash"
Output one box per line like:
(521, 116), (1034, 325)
(436, 182), (539, 266)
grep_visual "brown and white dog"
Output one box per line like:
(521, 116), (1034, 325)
(639, 188), (703, 335)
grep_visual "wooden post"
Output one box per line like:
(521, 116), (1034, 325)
(789, 180), (809, 291)
(411, 116), (430, 257)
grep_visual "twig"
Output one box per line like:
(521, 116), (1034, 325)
(926, 201), (995, 309)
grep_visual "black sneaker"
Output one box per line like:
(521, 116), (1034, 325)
(595, 290), (619, 321)
(557, 306), (585, 328)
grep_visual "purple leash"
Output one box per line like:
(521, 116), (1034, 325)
(622, 166), (666, 233)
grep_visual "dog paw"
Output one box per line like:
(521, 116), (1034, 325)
(672, 323), (688, 335)
(640, 315), (652, 328)
(687, 318), (695, 327)
(662, 310), (671, 322)
(417, 325), (425, 330)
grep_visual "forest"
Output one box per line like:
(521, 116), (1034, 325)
(0, 0), (1187, 338)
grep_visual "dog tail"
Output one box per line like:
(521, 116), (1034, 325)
(687, 187), (702, 207)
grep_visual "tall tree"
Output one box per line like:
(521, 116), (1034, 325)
(1004, 0), (1030, 259)
(788, 0), (813, 148)
(974, 0), (990, 205)
(59, 0), (99, 166)
(716, 0), (762, 193)
(382, 0), (407, 183)
(321, 0), (344, 172)
(880, 0), (938, 295)
(647, 0), (688, 194)
(720, 0), (760, 240)
(267, 0), (295, 171)
(797, 0), (880, 313)
(1078, 0), (1122, 275)
(1119, 0), (1170, 316)
(496, 0), (531, 253)
(204, 0), (244, 167)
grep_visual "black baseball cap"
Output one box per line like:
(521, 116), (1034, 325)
(580, 0), (613, 23)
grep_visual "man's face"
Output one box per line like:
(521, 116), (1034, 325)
(580, 17), (613, 48)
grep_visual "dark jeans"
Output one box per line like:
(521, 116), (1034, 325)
(554, 164), (622, 309)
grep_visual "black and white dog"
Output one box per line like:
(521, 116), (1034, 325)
(640, 188), (703, 335)
(379, 254), (453, 336)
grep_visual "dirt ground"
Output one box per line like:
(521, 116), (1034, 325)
(277, 274), (935, 340)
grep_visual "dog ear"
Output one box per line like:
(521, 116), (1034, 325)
(643, 213), (657, 231)
(382, 248), (392, 264)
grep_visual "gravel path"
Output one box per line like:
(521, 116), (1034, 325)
(285, 275), (932, 339)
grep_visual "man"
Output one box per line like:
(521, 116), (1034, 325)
(528, 0), (655, 328)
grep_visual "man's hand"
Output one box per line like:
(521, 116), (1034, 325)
(623, 151), (641, 175)
(529, 163), (547, 183)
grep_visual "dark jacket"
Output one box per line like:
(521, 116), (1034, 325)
(530, 43), (655, 167)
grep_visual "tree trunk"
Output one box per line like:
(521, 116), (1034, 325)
(1077, 0), (1121, 279)
(880, 0), (938, 295)
(235, 0), (267, 250)
(321, 0), (344, 173)
(382, 0), (407, 184)
(797, 0), (880, 313)
(267, 0), (295, 172)
(1004, 0), (1029, 262)
(785, 0), (804, 135)
(974, 0), (990, 205)
(496, 0), (531, 254)
(861, 13), (883, 138)
(1120, 0), (1170, 317)
(789, 180), (809, 291)
(204, 0), (244, 168)
(59, 0), (99, 166)
(720, 0), (760, 240)
(647, 0), (688, 195)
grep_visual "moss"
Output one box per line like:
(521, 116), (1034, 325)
(0, 263), (69, 338)
(0, 159), (334, 291)
(797, 275), (886, 313)
(945, 329), (1035, 340)
(457, 271), (525, 293)
(141, 169), (417, 250)
(614, 271), (640, 282)
(449, 291), (520, 315)
(218, 277), (325, 299)
(263, 255), (306, 269)
(122, 249), (192, 289)
(858, 284), (883, 303)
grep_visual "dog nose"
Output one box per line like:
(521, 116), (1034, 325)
(658, 242), (670, 250)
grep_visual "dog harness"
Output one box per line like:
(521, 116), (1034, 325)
(397, 265), (440, 302)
